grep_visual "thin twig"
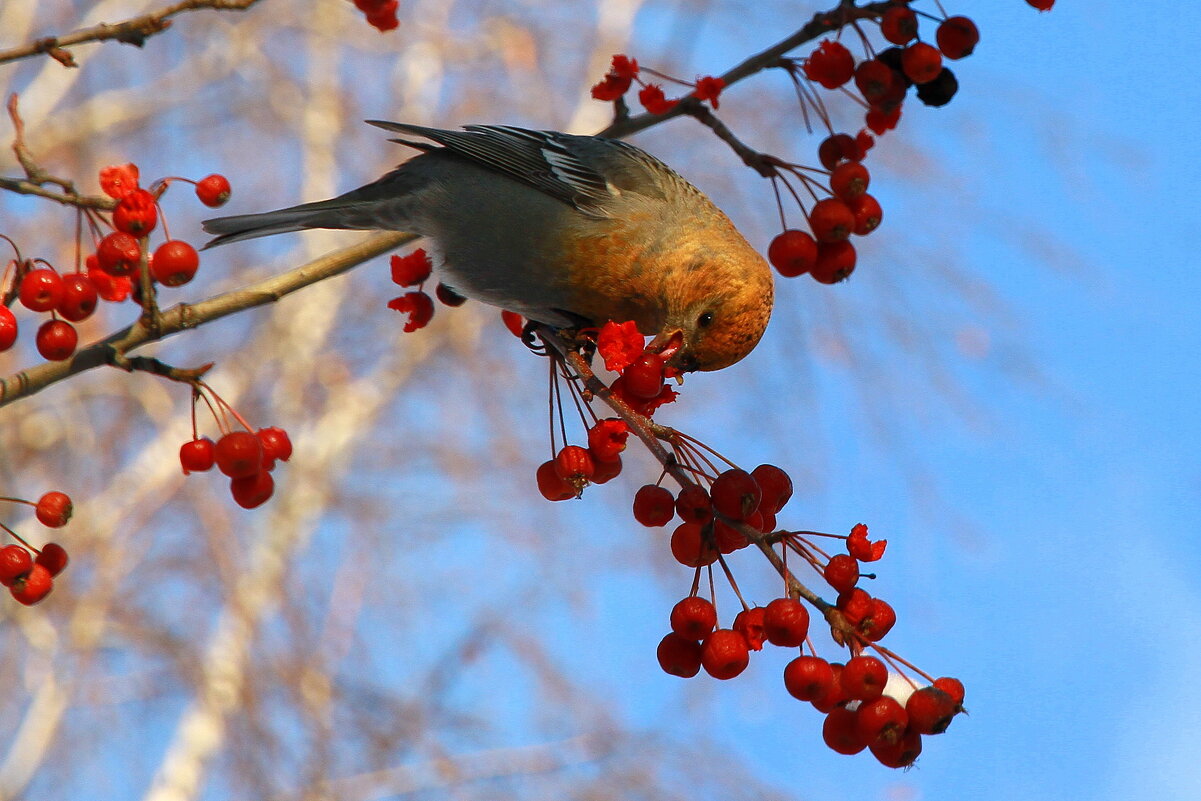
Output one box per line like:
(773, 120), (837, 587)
(2, 94), (115, 210)
(0, 0), (263, 67)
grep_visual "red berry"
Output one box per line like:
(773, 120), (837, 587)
(906, 686), (958, 734)
(390, 249), (433, 287)
(701, 629), (750, 679)
(808, 198), (855, 243)
(870, 727), (922, 768)
(501, 310), (525, 338)
(10, 563), (53, 605)
(733, 606), (767, 650)
(810, 241), (856, 284)
(151, 240), (200, 287)
(812, 662), (848, 713)
(0, 545), (33, 586)
(99, 163), (140, 199)
(750, 464), (792, 514)
(56, 273), (99, 322)
(180, 437), (216, 474)
(933, 676), (966, 706)
(1026, 0), (1054, 11)
(763, 597), (810, 647)
(586, 419), (628, 462)
(802, 40), (855, 89)
(35, 490), (73, 527)
(856, 695), (909, 745)
(818, 133), (864, 171)
(767, 229), (817, 278)
(842, 655), (889, 701)
(195, 173), (232, 207)
(34, 543), (69, 577)
(849, 193), (883, 235)
(36, 320), (77, 361)
(880, 6), (918, 45)
(215, 431), (263, 478)
(590, 454), (623, 484)
(822, 706), (867, 755)
(783, 655), (834, 702)
(837, 587), (873, 625)
(860, 596), (897, 641)
(824, 554), (860, 593)
(633, 484), (675, 527)
(674, 484), (713, 524)
(257, 427), (293, 469)
(112, 188), (158, 235)
(712, 518), (749, 553)
(18, 268), (65, 312)
(670, 522), (717, 567)
(670, 596), (717, 640)
(0, 306), (18, 351)
(901, 41), (943, 84)
(829, 161), (870, 201)
(536, 459), (576, 501)
(96, 231), (142, 277)
(657, 632), (703, 678)
(936, 16), (980, 59)
(230, 469), (274, 509)
(854, 59), (896, 104)
(554, 445), (594, 488)
(623, 353), (666, 399)
(865, 104), (903, 135)
(710, 469), (761, 522)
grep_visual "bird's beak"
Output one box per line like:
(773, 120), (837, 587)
(645, 328), (683, 361)
(646, 328), (698, 374)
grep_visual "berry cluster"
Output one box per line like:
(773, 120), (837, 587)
(351, 0), (400, 32)
(179, 381), (292, 509)
(765, 5), (984, 285)
(644, 470), (964, 767)
(591, 55), (725, 116)
(519, 319), (964, 767)
(0, 491), (73, 606)
(0, 165), (229, 362)
(534, 320), (690, 501)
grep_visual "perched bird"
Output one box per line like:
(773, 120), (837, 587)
(203, 122), (773, 372)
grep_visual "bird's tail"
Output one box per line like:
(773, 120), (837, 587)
(202, 167), (425, 249)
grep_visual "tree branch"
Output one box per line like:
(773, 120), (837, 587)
(0, 231), (416, 407)
(597, 0), (894, 140)
(0, 0), (264, 67)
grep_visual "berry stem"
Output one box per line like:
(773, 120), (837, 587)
(0, 520), (39, 553)
(0, 497), (35, 507)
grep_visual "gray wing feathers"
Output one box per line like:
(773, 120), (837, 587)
(367, 121), (621, 214)
(203, 121), (682, 248)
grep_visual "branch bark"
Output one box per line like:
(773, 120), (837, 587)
(0, 231), (416, 407)
(0, 0), (264, 67)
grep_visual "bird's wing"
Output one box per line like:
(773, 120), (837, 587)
(367, 121), (637, 216)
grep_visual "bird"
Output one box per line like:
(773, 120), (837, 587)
(203, 122), (774, 372)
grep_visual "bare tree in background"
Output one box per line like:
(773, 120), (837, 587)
(0, 1), (1047, 798)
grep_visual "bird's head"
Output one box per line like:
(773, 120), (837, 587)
(648, 235), (775, 372)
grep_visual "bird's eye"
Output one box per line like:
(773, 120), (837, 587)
(697, 311), (714, 328)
